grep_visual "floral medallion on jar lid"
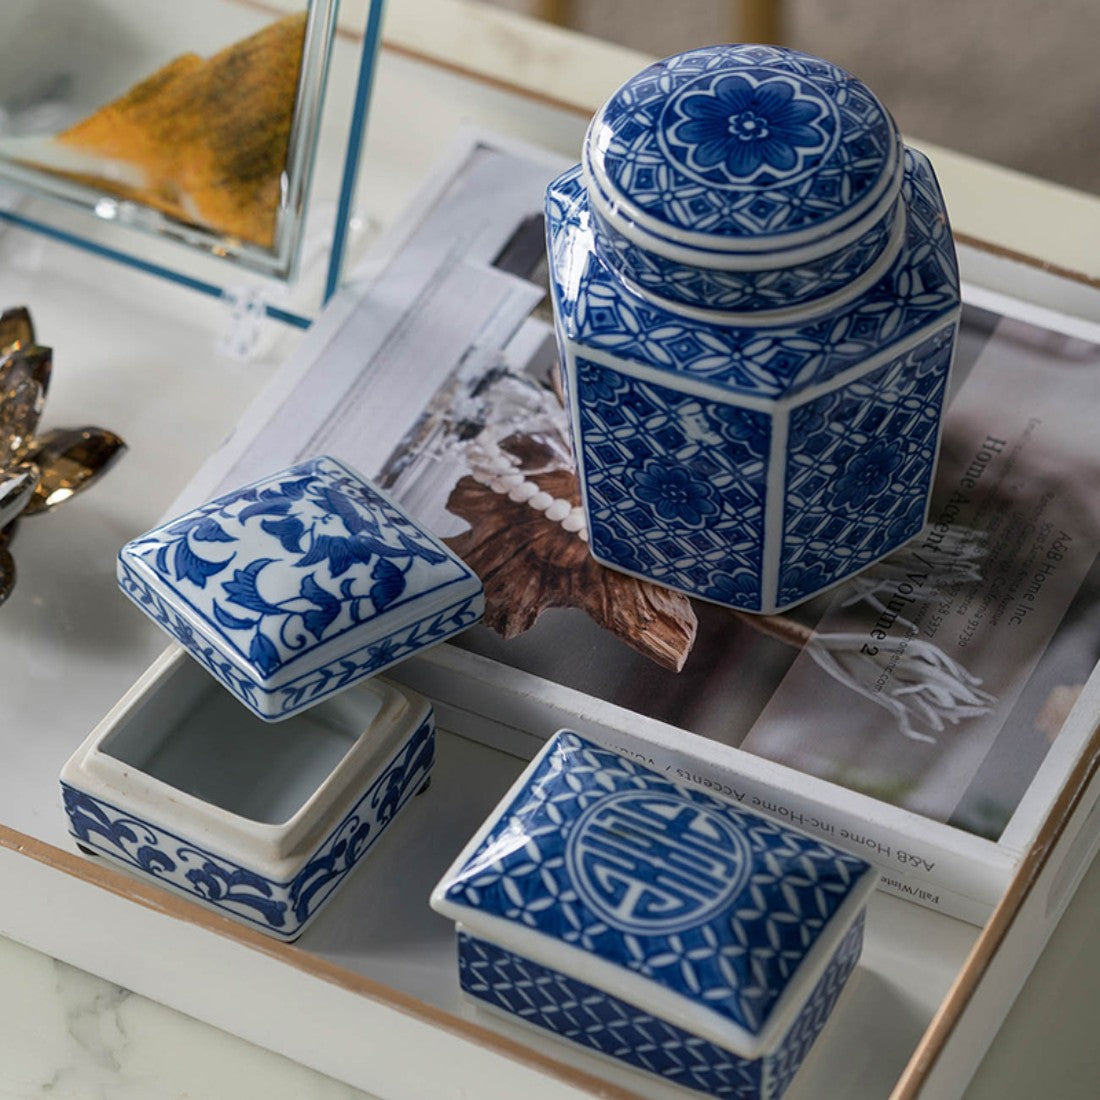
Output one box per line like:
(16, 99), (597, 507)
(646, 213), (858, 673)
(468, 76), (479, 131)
(585, 44), (902, 255)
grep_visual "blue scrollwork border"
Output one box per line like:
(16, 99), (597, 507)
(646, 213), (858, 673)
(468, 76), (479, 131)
(118, 555), (480, 720)
(62, 715), (434, 939)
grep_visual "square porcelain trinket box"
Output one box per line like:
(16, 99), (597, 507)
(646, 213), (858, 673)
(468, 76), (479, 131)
(60, 455), (484, 939)
(431, 731), (876, 1099)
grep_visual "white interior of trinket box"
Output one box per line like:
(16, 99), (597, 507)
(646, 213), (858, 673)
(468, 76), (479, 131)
(61, 646), (425, 875)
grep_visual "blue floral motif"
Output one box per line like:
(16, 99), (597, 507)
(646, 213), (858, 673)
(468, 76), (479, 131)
(789, 398), (831, 443)
(289, 717), (435, 924)
(135, 845), (175, 874)
(704, 570), (760, 608)
(118, 456), (482, 719)
(64, 787), (146, 853)
(184, 860), (288, 927)
(366, 637), (401, 668)
(775, 561), (831, 606)
(713, 404), (770, 454)
(119, 553), (481, 720)
(831, 439), (905, 510)
(776, 327), (953, 607)
(123, 458), (477, 679)
(589, 526), (646, 572)
(590, 45), (888, 242)
(666, 74), (829, 184)
(576, 359), (624, 403)
(883, 500), (927, 547)
(631, 462), (719, 526)
(575, 358), (767, 606)
(289, 821), (372, 925)
(273, 594), (483, 716)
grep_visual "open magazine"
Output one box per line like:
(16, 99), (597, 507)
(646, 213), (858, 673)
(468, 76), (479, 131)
(180, 135), (1100, 919)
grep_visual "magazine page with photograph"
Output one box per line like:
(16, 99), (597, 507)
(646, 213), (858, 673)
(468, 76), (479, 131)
(741, 317), (1100, 840)
(375, 227), (1100, 845)
(182, 135), (1100, 917)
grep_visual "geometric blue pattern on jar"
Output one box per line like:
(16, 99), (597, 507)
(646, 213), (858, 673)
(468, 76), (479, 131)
(60, 714), (434, 940)
(547, 135), (960, 611)
(548, 150), (958, 401)
(777, 324), (955, 607)
(438, 732), (872, 1039)
(456, 911), (864, 1099)
(117, 559), (482, 720)
(117, 455), (483, 720)
(575, 357), (769, 610)
(589, 189), (900, 313)
(587, 45), (898, 245)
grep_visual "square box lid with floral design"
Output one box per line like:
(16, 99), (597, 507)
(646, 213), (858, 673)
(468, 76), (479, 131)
(117, 455), (483, 721)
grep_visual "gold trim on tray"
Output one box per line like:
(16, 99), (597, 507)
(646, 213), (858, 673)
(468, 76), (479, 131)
(3, 712), (1100, 1099)
(0, 822), (643, 1099)
(951, 232), (1100, 292)
(892, 718), (1100, 1098)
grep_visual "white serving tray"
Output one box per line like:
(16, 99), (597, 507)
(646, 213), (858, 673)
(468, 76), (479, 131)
(4, 701), (1100, 1100)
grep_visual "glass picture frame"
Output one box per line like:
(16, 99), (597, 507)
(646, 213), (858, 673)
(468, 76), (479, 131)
(0, 0), (385, 326)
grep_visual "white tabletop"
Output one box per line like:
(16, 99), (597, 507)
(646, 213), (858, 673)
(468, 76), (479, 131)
(2, 4), (1099, 1098)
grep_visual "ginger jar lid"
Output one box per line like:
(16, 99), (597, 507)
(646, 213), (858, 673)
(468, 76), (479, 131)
(583, 44), (903, 259)
(116, 455), (484, 722)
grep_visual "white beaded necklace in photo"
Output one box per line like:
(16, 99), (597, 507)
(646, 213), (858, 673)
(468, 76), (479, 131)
(465, 437), (588, 541)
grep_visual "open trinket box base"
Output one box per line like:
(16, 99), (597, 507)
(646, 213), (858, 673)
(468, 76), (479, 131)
(60, 647), (435, 941)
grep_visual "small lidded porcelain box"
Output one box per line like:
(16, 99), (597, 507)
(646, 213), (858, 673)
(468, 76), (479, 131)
(546, 45), (961, 613)
(61, 455), (484, 939)
(432, 732), (875, 1099)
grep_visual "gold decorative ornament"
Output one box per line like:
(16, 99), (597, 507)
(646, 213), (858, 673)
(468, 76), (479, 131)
(0, 307), (126, 606)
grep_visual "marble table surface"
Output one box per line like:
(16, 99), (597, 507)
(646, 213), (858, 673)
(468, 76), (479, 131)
(3, 848), (1100, 1099)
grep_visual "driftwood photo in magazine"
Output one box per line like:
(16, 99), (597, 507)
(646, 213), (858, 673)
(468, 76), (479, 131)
(372, 205), (1100, 842)
(196, 141), (1100, 847)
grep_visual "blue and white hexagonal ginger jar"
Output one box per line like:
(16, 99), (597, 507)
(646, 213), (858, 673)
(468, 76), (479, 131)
(546, 44), (961, 613)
